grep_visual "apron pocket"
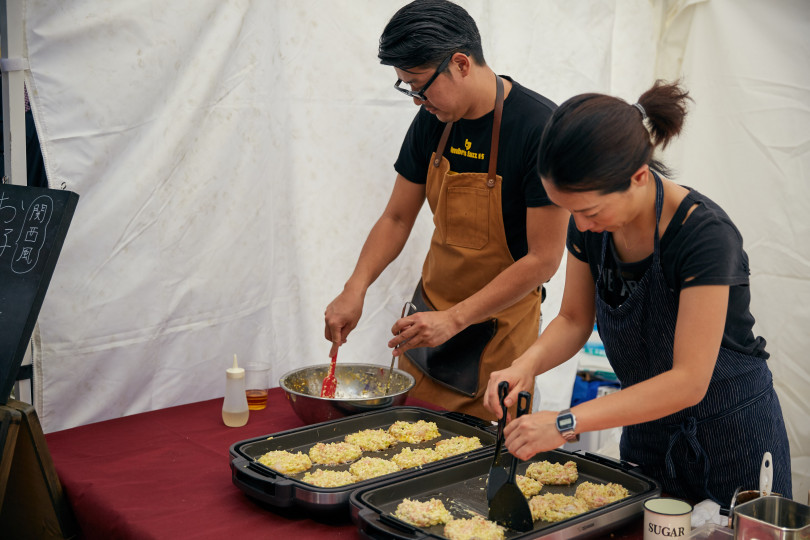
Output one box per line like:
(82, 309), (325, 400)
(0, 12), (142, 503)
(445, 186), (489, 249)
(403, 281), (497, 397)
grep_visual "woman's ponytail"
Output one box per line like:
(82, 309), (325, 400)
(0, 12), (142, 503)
(637, 80), (692, 149)
(538, 79), (693, 194)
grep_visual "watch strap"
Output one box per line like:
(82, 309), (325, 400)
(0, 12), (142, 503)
(556, 408), (579, 442)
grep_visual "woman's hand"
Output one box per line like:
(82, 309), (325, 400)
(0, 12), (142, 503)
(503, 410), (566, 460)
(483, 362), (537, 419)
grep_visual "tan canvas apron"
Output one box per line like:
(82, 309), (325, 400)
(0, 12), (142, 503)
(399, 76), (541, 420)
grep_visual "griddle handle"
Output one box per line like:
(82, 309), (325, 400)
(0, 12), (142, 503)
(580, 451), (640, 472)
(441, 410), (492, 431)
(361, 509), (429, 539)
(231, 456), (295, 506)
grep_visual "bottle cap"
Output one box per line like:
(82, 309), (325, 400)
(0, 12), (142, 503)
(226, 354), (245, 379)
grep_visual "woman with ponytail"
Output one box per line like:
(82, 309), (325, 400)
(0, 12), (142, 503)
(484, 80), (791, 504)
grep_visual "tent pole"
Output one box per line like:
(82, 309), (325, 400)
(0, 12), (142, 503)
(1, 0), (27, 186)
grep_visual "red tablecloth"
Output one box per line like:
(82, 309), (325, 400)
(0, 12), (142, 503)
(45, 388), (643, 539)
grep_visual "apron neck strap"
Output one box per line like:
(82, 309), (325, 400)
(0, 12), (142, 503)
(434, 122), (453, 168)
(652, 170), (664, 262)
(433, 75), (505, 176)
(488, 75), (504, 182)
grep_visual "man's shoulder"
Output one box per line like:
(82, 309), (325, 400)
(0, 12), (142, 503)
(504, 77), (556, 114)
(501, 77), (555, 135)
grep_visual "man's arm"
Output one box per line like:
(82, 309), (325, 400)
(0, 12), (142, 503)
(391, 204), (569, 352)
(324, 175), (425, 356)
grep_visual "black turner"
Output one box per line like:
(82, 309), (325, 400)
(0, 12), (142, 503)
(488, 390), (533, 532)
(486, 381), (510, 502)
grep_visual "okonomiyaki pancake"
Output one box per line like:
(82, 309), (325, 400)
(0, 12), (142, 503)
(525, 460), (578, 485)
(444, 516), (505, 540)
(434, 435), (482, 458)
(344, 428), (397, 451)
(393, 498), (453, 527)
(528, 492), (589, 522)
(575, 481), (630, 509)
(300, 468), (356, 487)
(308, 441), (362, 465)
(349, 456), (400, 480)
(516, 474), (543, 498)
(391, 446), (441, 469)
(388, 420), (440, 443)
(256, 450), (312, 475)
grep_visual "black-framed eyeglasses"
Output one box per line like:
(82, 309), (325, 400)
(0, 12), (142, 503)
(394, 53), (456, 102)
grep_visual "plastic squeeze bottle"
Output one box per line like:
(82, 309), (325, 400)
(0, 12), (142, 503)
(222, 354), (249, 427)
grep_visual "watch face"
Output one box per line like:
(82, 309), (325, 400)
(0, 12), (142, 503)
(557, 415), (574, 430)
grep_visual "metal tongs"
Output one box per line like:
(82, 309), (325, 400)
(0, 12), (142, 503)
(384, 301), (417, 393)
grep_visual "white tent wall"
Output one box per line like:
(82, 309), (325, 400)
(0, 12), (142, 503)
(19, 0), (807, 499)
(655, 0), (810, 498)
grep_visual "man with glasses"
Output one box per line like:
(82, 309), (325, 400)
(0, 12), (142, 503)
(324, 0), (568, 420)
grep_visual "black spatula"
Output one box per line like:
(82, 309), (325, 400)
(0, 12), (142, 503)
(486, 381), (510, 502)
(488, 391), (533, 532)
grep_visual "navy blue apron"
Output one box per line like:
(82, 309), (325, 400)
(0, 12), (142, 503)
(594, 172), (792, 505)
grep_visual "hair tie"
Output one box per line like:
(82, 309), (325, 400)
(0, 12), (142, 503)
(633, 102), (647, 120)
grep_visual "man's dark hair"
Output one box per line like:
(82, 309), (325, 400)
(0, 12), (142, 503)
(378, 0), (486, 70)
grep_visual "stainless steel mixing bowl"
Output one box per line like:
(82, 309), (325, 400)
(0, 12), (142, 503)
(279, 363), (415, 425)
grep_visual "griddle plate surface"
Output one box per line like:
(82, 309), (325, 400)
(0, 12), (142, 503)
(354, 449), (659, 539)
(237, 408), (494, 483)
(229, 407), (498, 511)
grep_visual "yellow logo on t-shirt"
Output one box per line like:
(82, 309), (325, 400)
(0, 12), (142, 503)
(450, 138), (485, 160)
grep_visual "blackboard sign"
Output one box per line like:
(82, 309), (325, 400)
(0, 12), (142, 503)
(0, 183), (78, 405)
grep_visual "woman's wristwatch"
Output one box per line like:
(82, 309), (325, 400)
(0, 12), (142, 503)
(555, 408), (579, 442)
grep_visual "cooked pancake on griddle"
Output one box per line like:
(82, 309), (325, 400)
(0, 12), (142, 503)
(575, 481), (630, 509)
(528, 492), (589, 522)
(388, 420), (440, 443)
(300, 468), (356, 487)
(391, 446), (441, 469)
(344, 428), (397, 451)
(256, 450), (312, 475)
(444, 516), (505, 540)
(308, 441), (362, 465)
(349, 456), (400, 481)
(434, 435), (482, 458)
(516, 474), (543, 498)
(393, 498), (453, 527)
(525, 460), (578, 485)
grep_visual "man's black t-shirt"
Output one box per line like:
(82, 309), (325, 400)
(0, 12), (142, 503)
(567, 187), (769, 359)
(394, 77), (556, 261)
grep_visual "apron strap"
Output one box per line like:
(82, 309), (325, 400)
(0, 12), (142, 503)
(663, 385), (770, 505)
(651, 170), (664, 264)
(432, 74), (505, 182)
(488, 76), (504, 186)
(434, 122), (453, 167)
(664, 416), (721, 505)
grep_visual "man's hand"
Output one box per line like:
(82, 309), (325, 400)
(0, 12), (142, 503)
(387, 310), (462, 355)
(324, 290), (364, 357)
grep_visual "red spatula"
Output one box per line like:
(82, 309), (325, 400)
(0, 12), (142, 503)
(320, 351), (338, 398)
